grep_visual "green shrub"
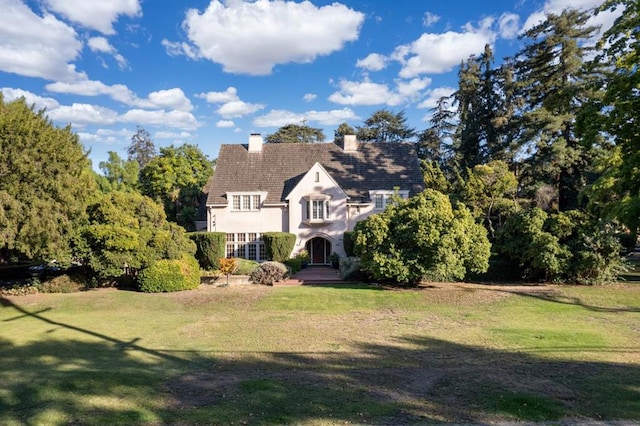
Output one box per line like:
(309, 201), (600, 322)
(138, 255), (200, 292)
(343, 232), (356, 257)
(37, 274), (87, 293)
(354, 189), (490, 285)
(284, 258), (302, 274)
(617, 232), (637, 255)
(263, 232), (296, 262)
(493, 208), (624, 284)
(250, 261), (289, 285)
(189, 232), (226, 270)
(233, 258), (259, 275)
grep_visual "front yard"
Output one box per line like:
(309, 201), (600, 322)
(1, 282), (638, 424)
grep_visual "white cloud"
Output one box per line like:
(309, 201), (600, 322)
(328, 77), (431, 106)
(174, 0), (364, 75)
(46, 80), (193, 111)
(198, 87), (264, 118)
(0, 0), (83, 81)
(418, 86), (457, 110)
(198, 87), (239, 104)
(423, 12), (441, 27)
(498, 13), (520, 39)
(253, 108), (357, 128)
(161, 39), (200, 60)
(87, 36), (127, 69)
(1, 87), (60, 111)
(47, 103), (119, 125)
(120, 109), (199, 130)
(155, 131), (192, 139)
(394, 17), (496, 77)
(356, 53), (387, 72)
(216, 120), (236, 128)
(216, 100), (265, 118)
(43, 0), (142, 35)
(303, 93), (317, 102)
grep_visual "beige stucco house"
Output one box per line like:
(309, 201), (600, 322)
(200, 134), (424, 265)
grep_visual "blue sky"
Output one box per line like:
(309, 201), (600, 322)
(0, 0), (617, 170)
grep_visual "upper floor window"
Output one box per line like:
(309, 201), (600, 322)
(372, 190), (409, 210)
(303, 193), (331, 224)
(231, 194), (261, 211)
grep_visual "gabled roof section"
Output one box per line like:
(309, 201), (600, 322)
(205, 141), (424, 206)
(285, 162), (348, 200)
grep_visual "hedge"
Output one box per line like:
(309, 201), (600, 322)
(188, 232), (226, 270)
(263, 232), (296, 262)
(138, 255), (200, 292)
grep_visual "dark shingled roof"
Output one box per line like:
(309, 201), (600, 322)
(205, 141), (424, 206)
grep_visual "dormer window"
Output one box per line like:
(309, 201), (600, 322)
(371, 190), (409, 210)
(303, 194), (331, 225)
(231, 194), (261, 211)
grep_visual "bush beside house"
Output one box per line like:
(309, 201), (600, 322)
(138, 256), (200, 292)
(189, 231), (226, 270)
(263, 232), (296, 262)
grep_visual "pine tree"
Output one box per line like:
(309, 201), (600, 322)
(127, 125), (157, 168)
(356, 109), (416, 143)
(515, 8), (603, 211)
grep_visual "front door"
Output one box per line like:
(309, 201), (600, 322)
(306, 237), (331, 265)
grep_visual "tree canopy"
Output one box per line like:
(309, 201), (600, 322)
(265, 124), (325, 144)
(356, 109), (416, 143)
(127, 125), (156, 168)
(0, 95), (96, 263)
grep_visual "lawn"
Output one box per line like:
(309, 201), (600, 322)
(1, 282), (639, 424)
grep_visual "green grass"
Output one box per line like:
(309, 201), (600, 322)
(1, 282), (639, 424)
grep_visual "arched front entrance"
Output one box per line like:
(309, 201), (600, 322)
(305, 237), (332, 265)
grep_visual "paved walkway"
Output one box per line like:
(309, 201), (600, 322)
(276, 266), (343, 286)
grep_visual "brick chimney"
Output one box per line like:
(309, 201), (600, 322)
(248, 133), (263, 152)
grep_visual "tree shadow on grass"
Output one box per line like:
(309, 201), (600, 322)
(1, 296), (639, 424)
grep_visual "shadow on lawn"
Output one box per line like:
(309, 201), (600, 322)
(1, 296), (639, 424)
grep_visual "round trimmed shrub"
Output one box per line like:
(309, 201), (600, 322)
(138, 255), (200, 292)
(250, 261), (289, 285)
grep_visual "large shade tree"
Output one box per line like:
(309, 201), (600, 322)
(265, 124), (325, 144)
(0, 95), (96, 263)
(356, 109), (416, 143)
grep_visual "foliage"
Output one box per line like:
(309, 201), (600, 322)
(263, 232), (296, 262)
(75, 191), (196, 281)
(97, 151), (139, 193)
(139, 143), (213, 226)
(127, 125), (156, 168)
(353, 189), (490, 285)
(294, 249), (310, 263)
(138, 255), (200, 293)
(218, 257), (239, 286)
(460, 160), (519, 237)
(590, 0), (640, 234)
(265, 124), (325, 144)
(333, 122), (355, 144)
(188, 232), (226, 270)
(421, 160), (452, 194)
(417, 96), (455, 164)
(514, 9), (604, 211)
(36, 273), (87, 293)
(493, 208), (624, 284)
(0, 95), (97, 264)
(284, 258), (302, 274)
(343, 232), (356, 257)
(232, 258), (259, 275)
(249, 261), (289, 285)
(338, 256), (365, 281)
(356, 109), (416, 143)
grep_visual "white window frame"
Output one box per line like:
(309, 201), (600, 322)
(226, 232), (265, 261)
(371, 190), (409, 210)
(303, 193), (331, 224)
(228, 193), (262, 211)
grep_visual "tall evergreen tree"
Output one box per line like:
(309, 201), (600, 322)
(417, 96), (456, 164)
(588, 0), (640, 233)
(515, 8), (603, 211)
(333, 122), (355, 144)
(356, 109), (416, 143)
(0, 95), (97, 262)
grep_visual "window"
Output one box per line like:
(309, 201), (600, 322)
(303, 194), (331, 224)
(372, 191), (409, 210)
(230, 194), (261, 211)
(226, 233), (265, 261)
(315, 172), (320, 182)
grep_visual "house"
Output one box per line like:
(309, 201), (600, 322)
(201, 134), (424, 265)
